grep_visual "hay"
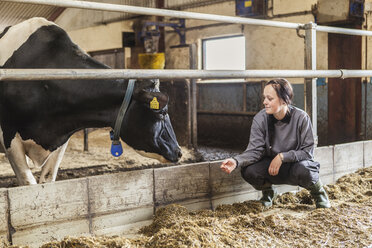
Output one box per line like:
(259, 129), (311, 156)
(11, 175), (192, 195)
(39, 236), (145, 248)
(9, 167), (372, 247)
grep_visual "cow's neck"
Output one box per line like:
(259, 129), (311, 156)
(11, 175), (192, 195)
(61, 79), (127, 133)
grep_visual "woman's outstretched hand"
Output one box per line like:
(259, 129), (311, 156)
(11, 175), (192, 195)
(268, 154), (283, 176)
(220, 158), (237, 174)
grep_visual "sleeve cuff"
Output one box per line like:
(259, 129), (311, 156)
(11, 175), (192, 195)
(232, 156), (241, 168)
(281, 152), (290, 163)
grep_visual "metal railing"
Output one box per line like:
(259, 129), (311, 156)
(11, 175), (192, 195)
(1, 69), (372, 80)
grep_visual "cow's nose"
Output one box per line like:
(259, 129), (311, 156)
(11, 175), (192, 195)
(177, 149), (182, 159)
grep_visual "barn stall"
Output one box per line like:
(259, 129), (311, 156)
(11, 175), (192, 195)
(0, 0), (371, 247)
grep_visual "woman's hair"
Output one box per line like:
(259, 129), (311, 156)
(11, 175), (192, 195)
(265, 78), (293, 105)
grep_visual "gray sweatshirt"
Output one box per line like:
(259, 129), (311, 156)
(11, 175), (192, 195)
(233, 106), (315, 167)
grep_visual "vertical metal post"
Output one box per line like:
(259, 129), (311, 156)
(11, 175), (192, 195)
(243, 83), (247, 112)
(83, 128), (89, 151)
(189, 43), (198, 148)
(156, 0), (165, 53)
(304, 22), (318, 146)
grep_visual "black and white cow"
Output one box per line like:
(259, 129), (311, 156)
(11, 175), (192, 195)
(0, 17), (182, 185)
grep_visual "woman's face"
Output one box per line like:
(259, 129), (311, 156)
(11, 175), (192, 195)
(263, 85), (285, 114)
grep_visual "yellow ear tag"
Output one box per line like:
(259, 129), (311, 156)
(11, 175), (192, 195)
(245, 0), (252, 7)
(150, 97), (160, 110)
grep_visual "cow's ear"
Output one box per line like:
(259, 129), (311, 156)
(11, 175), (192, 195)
(134, 90), (168, 110)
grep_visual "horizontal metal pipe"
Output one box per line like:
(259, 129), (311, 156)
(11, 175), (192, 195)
(5, 0), (372, 36)
(316, 25), (372, 36)
(1, 69), (372, 81)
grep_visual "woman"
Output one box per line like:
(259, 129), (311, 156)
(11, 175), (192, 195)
(220, 78), (330, 208)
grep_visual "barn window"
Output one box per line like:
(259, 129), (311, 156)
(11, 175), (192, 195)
(202, 35), (246, 70)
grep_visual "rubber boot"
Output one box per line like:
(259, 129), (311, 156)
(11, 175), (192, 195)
(260, 187), (278, 207)
(308, 180), (331, 208)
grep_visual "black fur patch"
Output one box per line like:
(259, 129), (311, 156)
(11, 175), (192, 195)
(0, 26), (11, 39)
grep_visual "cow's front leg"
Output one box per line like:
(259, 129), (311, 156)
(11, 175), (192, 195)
(6, 134), (37, 185)
(39, 141), (69, 183)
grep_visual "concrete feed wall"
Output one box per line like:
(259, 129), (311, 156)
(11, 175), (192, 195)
(1, 140), (370, 247)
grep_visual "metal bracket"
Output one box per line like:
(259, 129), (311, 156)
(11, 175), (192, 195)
(296, 24), (306, 39)
(141, 19), (186, 49)
(339, 69), (345, 79)
(296, 27), (305, 39)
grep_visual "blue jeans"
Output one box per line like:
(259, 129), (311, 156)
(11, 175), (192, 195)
(240, 157), (320, 190)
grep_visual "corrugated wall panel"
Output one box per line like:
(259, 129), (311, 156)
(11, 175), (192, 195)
(0, 0), (229, 31)
(166, 0), (232, 10)
(0, 2), (60, 31)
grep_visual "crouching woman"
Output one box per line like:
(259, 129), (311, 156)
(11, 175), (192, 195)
(220, 78), (330, 208)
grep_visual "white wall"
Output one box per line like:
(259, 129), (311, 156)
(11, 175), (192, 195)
(64, 21), (133, 52)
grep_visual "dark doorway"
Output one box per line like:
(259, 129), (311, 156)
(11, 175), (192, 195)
(328, 25), (362, 144)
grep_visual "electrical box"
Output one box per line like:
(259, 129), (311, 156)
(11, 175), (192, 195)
(122, 32), (135, 47)
(235, 0), (267, 18)
(315, 0), (364, 24)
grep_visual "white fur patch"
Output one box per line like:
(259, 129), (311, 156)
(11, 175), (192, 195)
(21, 137), (52, 167)
(7, 133), (38, 185)
(8, 133), (52, 166)
(5, 132), (68, 185)
(0, 17), (55, 66)
(0, 126), (6, 153)
(135, 149), (170, 163)
(39, 140), (69, 183)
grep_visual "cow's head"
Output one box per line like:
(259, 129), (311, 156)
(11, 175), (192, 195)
(121, 79), (182, 163)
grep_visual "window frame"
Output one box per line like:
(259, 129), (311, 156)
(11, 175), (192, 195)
(202, 34), (246, 71)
